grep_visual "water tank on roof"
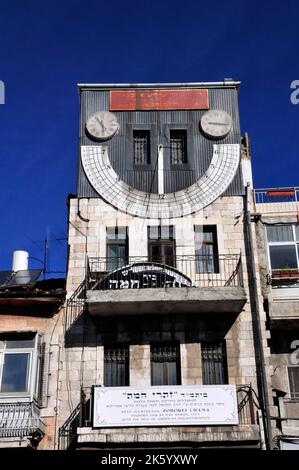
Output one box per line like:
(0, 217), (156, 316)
(12, 250), (29, 272)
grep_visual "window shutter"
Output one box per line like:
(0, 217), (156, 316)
(38, 341), (49, 408)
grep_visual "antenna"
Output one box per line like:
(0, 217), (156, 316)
(25, 227), (67, 278)
(43, 226), (50, 280)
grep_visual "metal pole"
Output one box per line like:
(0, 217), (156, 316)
(244, 183), (272, 449)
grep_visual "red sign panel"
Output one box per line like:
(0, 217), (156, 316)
(110, 89), (209, 111)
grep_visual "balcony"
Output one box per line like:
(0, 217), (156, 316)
(271, 268), (299, 281)
(59, 384), (260, 449)
(266, 270), (299, 314)
(254, 187), (299, 215)
(0, 401), (45, 442)
(84, 255), (246, 317)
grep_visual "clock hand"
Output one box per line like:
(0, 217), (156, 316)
(95, 116), (106, 132)
(208, 122), (229, 126)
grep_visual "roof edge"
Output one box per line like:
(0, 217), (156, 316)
(77, 81), (241, 93)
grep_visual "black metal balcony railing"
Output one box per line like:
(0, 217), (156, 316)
(0, 401), (45, 439)
(64, 279), (87, 335)
(58, 384), (258, 450)
(88, 254), (243, 290)
(64, 254), (243, 333)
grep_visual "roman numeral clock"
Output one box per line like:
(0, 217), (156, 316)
(81, 89), (240, 219)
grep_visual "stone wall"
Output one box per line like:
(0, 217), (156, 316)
(57, 192), (273, 446)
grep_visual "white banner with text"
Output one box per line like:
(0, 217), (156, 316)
(93, 385), (238, 427)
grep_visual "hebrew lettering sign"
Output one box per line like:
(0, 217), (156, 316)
(96, 263), (192, 290)
(93, 385), (238, 427)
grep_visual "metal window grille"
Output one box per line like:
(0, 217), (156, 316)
(170, 130), (187, 164)
(104, 344), (129, 387)
(201, 341), (228, 385)
(195, 226), (219, 273)
(148, 226), (176, 266)
(151, 343), (181, 386)
(106, 227), (128, 271)
(133, 130), (150, 164)
(288, 366), (299, 400)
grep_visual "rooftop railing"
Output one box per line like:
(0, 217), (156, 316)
(254, 187), (299, 204)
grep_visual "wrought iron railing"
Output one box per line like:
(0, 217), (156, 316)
(58, 388), (92, 450)
(88, 254), (243, 290)
(0, 401), (45, 439)
(80, 384), (258, 427)
(237, 384), (259, 425)
(58, 402), (81, 450)
(58, 384), (258, 449)
(64, 279), (87, 334)
(254, 187), (299, 204)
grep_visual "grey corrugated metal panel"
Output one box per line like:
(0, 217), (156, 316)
(77, 156), (98, 198)
(79, 90), (109, 142)
(224, 165), (245, 196)
(77, 87), (244, 197)
(77, 90), (114, 196)
(209, 87), (244, 196)
(209, 88), (241, 133)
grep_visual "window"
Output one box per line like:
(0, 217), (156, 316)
(0, 334), (37, 395)
(201, 341), (228, 385)
(104, 344), (129, 387)
(170, 129), (187, 164)
(288, 367), (299, 400)
(148, 226), (175, 267)
(106, 227), (128, 271)
(151, 343), (181, 386)
(267, 225), (299, 275)
(133, 130), (150, 164)
(194, 226), (219, 273)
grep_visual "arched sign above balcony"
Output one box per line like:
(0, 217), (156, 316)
(94, 263), (193, 290)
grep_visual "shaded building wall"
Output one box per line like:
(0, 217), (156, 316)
(0, 307), (65, 450)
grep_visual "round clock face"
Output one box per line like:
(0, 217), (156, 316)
(81, 143), (240, 219)
(200, 109), (232, 139)
(86, 111), (119, 141)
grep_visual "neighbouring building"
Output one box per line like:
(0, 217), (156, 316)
(255, 187), (299, 450)
(57, 81), (274, 450)
(0, 251), (66, 449)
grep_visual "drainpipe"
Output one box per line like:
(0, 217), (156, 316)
(257, 410), (267, 450)
(244, 183), (272, 449)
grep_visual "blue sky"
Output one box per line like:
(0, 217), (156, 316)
(0, 0), (298, 275)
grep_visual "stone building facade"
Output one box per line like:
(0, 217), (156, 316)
(255, 188), (299, 449)
(57, 82), (274, 450)
(0, 273), (65, 449)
